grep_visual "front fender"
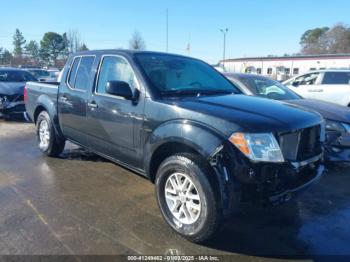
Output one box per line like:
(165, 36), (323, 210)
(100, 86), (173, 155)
(144, 120), (242, 217)
(144, 120), (225, 174)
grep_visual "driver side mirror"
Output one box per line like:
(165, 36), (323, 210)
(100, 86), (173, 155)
(106, 81), (133, 100)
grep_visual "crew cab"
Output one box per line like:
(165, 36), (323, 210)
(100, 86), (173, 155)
(284, 70), (350, 106)
(25, 50), (325, 243)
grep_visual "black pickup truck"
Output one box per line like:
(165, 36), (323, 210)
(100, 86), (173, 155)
(25, 50), (325, 242)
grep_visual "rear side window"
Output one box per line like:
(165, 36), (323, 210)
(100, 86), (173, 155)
(68, 57), (81, 88)
(67, 56), (95, 90)
(74, 57), (95, 90)
(322, 72), (350, 85)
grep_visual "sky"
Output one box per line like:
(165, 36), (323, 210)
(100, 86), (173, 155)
(1, 0), (350, 63)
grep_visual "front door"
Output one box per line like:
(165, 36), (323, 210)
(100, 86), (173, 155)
(288, 72), (321, 99)
(86, 55), (144, 168)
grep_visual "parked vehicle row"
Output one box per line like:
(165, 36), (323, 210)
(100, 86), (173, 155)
(0, 68), (37, 119)
(0, 67), (60, 119)
(283, 69), (350, 107)
(24, 68), (58, 83)
(25, 50), (325, 243)
(225, 73), (350, 162)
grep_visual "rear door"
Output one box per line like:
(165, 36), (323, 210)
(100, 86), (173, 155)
(58, 55), (95, 146)
(318, 71), (350, 106)
(85, 54), (145, 168)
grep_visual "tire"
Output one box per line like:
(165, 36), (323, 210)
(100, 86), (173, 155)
(36, 111), (65, 157)
(155, 153), (222, 243)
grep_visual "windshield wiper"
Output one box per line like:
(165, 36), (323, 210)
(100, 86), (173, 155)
(160, 89), (235, 97)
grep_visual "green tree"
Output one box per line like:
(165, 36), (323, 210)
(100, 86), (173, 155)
(300, 27), (329, 54)
(40, 32), (66, 66)
(13, 29), (26, 56)
(25, 40), (40, 62)
(300, 24), (350, 54)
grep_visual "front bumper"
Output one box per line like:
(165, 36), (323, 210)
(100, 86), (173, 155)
(0, 101), (26, 116)
(268, 163), (324, 204)
(228, 151), (324, 205)
(325, 131), (350, 162)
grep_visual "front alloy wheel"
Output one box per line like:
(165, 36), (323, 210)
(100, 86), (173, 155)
(156, 153), (222, 243)
(165, 173), (201, 226)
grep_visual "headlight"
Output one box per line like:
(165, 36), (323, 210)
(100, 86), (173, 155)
(342, 123), (350, 133)
(325, 120), (346, 132)
(229, 132), (284, 163)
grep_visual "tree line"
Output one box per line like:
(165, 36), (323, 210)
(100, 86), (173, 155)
(0, 29), (89, 68)
(0, 29), (146, 68)
(300, 23), (350, 54)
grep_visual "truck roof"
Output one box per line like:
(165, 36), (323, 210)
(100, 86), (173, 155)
(73, 49), (193, 59)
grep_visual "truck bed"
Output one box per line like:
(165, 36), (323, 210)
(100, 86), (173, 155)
(25, 81), (59, 123)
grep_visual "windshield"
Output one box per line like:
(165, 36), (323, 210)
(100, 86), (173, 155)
(238, 76), (300, 100)
(135, 53), (240, 96)
(0, 70), (37, 82)
(29, 69), (50, 78)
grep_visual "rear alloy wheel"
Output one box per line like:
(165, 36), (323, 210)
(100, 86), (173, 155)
(36, 111), (65, 157)
(38, 119), (50, 151)
(156, 153), (222, 243)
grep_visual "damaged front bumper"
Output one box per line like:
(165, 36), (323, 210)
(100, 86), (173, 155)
(241, 154), (324, 205)
(210, 144), (324, 215)
(0, 101), (26, 117)
(268, 160), (324, 204)
(325, 131), (350, 162)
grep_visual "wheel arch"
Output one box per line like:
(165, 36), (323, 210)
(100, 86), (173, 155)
(33, 95), (64, 140)
(144, 120), (225, 183)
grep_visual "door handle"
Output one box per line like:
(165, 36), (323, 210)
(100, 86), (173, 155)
(59, 96), (68, 102)
(88, 101), (98, 108)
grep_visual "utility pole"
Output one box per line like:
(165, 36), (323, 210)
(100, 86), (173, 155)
(220, 28), (228, 69)
(166, 8), (169, 52)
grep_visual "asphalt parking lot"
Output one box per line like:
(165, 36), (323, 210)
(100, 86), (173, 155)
(0, 120), (350, 260)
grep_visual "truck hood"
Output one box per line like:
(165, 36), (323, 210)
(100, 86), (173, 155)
(286, 99), (350, 123)
(170, 94), (323, 133)
(0, 82), (25, 96)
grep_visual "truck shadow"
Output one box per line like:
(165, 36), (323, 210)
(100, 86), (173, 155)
(205, 202), (308, 258)
(204, 164), (350, 259)
(59, 147), (109, 163)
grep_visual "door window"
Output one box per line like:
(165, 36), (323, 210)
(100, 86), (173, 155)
(74, 57), (95, 91)
(293, 73), (319, 86)
(68, 57), (81, 88)
(67, 56), (95, 91)
(322, 72), (350, 85)
(96, 56), (137, 95)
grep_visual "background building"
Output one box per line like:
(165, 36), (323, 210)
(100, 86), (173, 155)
(221, 54), (350, 81)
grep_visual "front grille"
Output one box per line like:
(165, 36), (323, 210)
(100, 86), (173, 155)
(279, 125), (322, 161)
